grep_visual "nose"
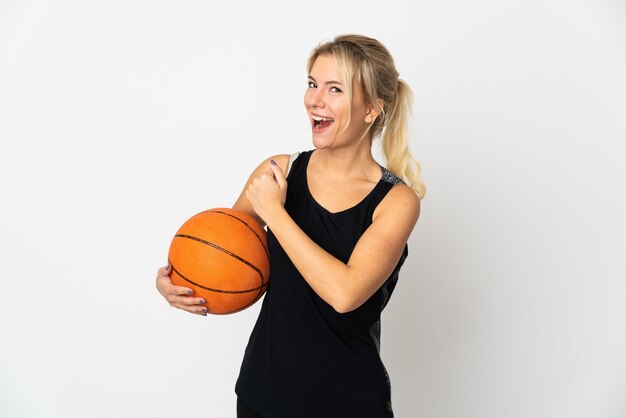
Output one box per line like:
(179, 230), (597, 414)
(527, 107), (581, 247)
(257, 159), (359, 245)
(305, 87), (325, 109)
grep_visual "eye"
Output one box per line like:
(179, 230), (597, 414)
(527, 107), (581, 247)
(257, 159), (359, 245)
(330, 86), (342, 93)
(308, 81), (317, 88)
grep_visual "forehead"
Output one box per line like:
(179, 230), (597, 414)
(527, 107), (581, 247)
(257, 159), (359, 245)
(309, 54), (339, 79)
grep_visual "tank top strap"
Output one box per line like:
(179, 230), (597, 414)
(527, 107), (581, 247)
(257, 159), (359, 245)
(361, 165), (404, 220)
(285, 150), (311, 182)
(286, 152), (301, 177)
(379, 165), (404, 186)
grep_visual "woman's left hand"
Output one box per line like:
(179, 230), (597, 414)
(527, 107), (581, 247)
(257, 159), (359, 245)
(245, 160), (288, 225)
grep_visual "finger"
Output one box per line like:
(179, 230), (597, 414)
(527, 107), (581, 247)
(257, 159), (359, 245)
(269, 160), (287, 189)
(168, 294), (206, 307)
(155, 266), (172, 297)
(170, 283), (195, 296)
(169, 298), (209, 316)
(156, 273), (194, 297)
(172, 295), (209, 315)
(157, 264), (171, 277)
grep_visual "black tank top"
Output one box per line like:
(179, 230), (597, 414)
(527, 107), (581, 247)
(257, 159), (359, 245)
(235, 150), (408, 418)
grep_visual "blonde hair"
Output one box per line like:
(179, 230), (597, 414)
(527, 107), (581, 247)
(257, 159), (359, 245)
(307, 34), (426, 199)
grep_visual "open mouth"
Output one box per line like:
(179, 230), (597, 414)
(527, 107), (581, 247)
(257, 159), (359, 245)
(312, 115), (335, 131)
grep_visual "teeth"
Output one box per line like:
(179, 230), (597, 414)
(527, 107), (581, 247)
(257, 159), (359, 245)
(312, 116), (334, 122)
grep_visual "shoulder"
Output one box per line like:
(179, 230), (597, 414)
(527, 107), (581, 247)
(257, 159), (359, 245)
(267, 150), (312, 177)
(249, 154), (291, 177)
(373, 183), (421, 225)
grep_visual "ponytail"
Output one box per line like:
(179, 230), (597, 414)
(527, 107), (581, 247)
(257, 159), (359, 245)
(381, 80), (426, 199)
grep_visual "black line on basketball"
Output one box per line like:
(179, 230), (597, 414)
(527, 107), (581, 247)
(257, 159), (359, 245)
(222, 282), (270, 314)
(169, 259), (266, 294)
(208, 210), (270, 305)
(174, 233), (266, 288)
(210, 210), (270, 260)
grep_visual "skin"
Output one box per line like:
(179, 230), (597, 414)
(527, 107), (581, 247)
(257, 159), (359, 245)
(156, 53), (420, 315)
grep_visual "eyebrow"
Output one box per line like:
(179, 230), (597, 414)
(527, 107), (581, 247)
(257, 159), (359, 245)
(308, 75), (343, 86)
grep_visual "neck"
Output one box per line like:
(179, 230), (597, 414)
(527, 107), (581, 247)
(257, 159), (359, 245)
(313, 139), (379, 180)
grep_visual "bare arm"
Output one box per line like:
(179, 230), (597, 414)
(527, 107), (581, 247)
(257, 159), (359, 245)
(246, 161), (420, 313)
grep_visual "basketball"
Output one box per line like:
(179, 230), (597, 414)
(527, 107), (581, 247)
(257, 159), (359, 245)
(167, 208), (270, 315)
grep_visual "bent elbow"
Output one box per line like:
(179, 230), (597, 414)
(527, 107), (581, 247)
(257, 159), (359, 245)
(330, 295), (363, 314)
(332, 303), (352, 314)
(328, 273), (367, 314)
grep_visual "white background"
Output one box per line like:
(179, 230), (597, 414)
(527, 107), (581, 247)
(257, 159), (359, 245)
(1, 0), (625, 417)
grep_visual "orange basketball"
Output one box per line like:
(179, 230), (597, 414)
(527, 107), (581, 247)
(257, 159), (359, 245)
(168, 208), (270, 315)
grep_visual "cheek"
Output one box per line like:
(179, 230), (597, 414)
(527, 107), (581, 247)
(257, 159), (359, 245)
(303, 90), (313, 107)
(335, 103), (352, 125)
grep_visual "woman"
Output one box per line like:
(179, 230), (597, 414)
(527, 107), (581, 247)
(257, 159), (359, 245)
(156, 34), (425, 418)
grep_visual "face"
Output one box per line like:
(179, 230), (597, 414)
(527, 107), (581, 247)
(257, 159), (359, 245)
(304, 54), (377, 150)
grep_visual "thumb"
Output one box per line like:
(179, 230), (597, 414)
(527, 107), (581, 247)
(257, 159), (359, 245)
(270, 160), (287, 189)
(157, 264), (173, 282)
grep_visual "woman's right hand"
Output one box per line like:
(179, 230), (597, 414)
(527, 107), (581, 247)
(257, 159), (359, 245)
(155, 265), (208, 316)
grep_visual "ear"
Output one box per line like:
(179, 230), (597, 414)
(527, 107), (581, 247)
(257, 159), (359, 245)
(364, 99), (384, 124)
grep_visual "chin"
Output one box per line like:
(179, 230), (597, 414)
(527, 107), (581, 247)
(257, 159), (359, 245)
(313, 124), (347, 148)
(311, 134), (334, 150)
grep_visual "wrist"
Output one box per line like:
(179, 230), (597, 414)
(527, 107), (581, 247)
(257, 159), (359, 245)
(264, 205), (289, 230)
